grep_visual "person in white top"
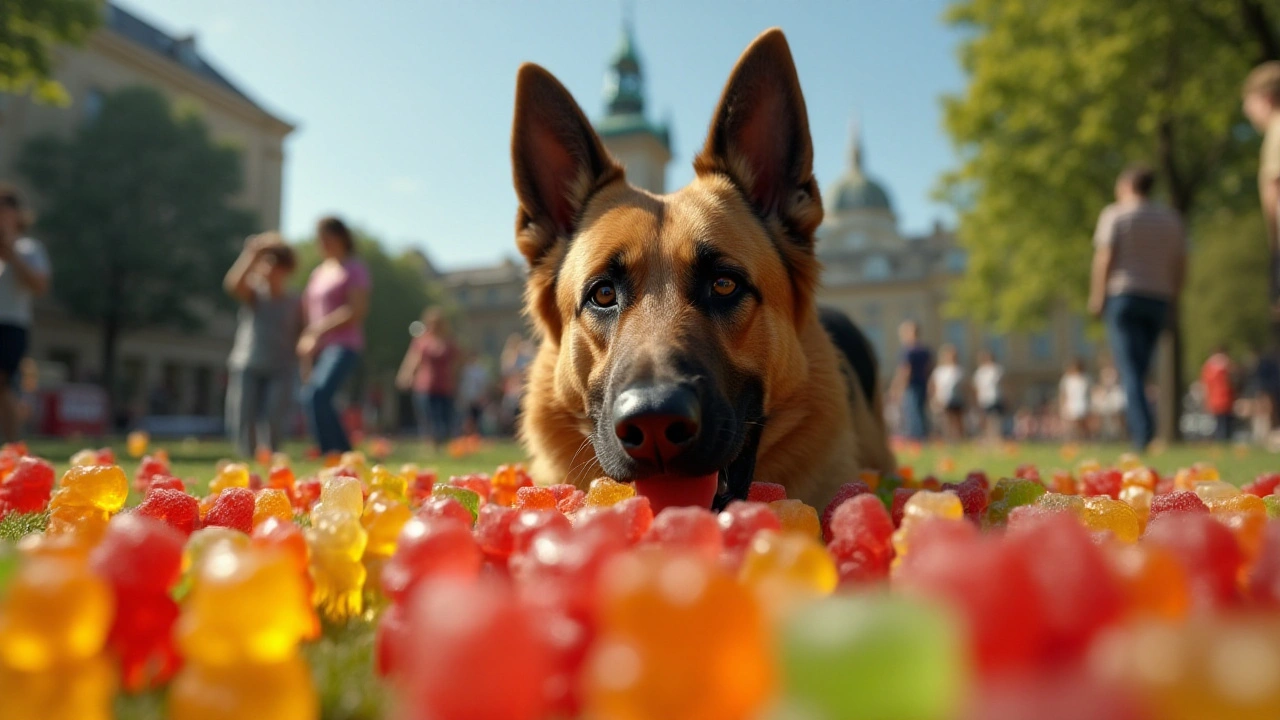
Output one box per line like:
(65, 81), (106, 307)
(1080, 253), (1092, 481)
(972, 349), (1005, 444)
(1059, 358), (1092, 441)
(1091, 359), (1126, 441)
(929, 344), (966, 441)
(0, 185), (51, 442)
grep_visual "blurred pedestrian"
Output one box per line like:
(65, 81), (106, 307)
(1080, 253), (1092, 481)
(1091, 359), (1126, 441)
(457, 351), (492, 436)
(1088, 165), (1186, 451)
(299, 216), (370, 454)
(0, 185), (50, 443)
(1243, 62), (1280, 321)
(1059, 358), (1091, 441)
(890, 320), (932, 441)
(1201, 345), (1236, 443)
(396, 308), (459, 451)
(972, 349), (1005, 444)
(500, 333), (534, 435)
(929, 343), (965, 441)
(223, 232), (299, 457)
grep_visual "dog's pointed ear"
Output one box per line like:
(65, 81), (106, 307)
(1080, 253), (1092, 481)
(694, 29), (822, 241)
(512, 64), (623, 266)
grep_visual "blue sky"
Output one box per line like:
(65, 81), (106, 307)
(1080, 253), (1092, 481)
(120, 0), (966, 271)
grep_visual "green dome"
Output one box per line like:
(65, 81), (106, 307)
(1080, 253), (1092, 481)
(827, 125), (893, 213)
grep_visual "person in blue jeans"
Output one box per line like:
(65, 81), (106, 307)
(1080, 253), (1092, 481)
(890, 320), (932, 441)
(1088, 166), (1187, 451)
(298, 217), (371, 454)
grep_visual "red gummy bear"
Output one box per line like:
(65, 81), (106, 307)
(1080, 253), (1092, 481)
(1080, 469), (1122, 499)
(203, 486), (255, 533)
(1242, 472), (1280, 498)
(718, 501), (783, 569)
(643, 506), (723, 561)
(134, 487), (200, 536)
(1248, 522), (1280, 606)
(1148, 490), (1209, 522)
(134, 455), (170, 492)
(819, 481), (871, 541)
(577, 496), (653, 545)
(88, 514), (184, 691)
(951, 477), (989, 523)
(381, 518), (483, 604)
(0, 456), (55, 515)
(475, 504), (518, 562)
(746, 482), (787, 504)
(448, 473), (491, 503)
(891, 487), (919, 527)
(509, 510), (573, 556)
(828, 494), (897, 586)
(294, 478), (322, 511)
(418, 494), (475, 529)
(515, 486), (557, 511)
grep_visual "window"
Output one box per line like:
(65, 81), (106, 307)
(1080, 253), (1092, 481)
(944, 320), (968, 361)
(863, 255), (891, 281)
(983, 332), (1008, 363)
(83, 88), (104, 122)
(945, 249), (967, 273)
(1030, 331), (1054, 362)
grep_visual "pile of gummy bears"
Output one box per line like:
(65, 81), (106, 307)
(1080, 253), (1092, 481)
(1, 440), (1279, 720)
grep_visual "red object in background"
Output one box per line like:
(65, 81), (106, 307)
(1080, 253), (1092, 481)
(40, 384), (109, 437)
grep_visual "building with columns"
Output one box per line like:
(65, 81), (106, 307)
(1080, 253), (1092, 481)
(0, 3), (293, 430)
(814, 127), (1095, 411)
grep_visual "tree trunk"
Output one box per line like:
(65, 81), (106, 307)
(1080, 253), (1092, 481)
(1240, 0), (1280, 64)
(1156, 118), (1187, 445)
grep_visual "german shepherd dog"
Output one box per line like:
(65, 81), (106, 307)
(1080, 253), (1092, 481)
(509, 28), (896, 510)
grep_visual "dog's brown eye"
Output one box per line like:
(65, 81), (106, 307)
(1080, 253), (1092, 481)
(592, 282), (617, 307)
(711, 276), (738, 297)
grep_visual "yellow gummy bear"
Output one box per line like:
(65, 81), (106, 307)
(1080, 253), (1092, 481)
(738, 530), (837, 595)
(169, 655), (317, 720)
(0, 557), (113, 672)
(313, 475), (364, 521)
(1193, 480), (1238, 503)
(209, 463), (251, 496)
(0, 653), (115, 720)
(1120, 485), (1154, 531)
(1206, 493), (1267, 517)
(50, 465), (128, 513)
(252, 489), (294, 528)
(368, 465), (408, 501)
(1083, 496), (1141, 543)
(305, 510), (368, 623)
(892, 490), (963, 566)
(177, 545), (314, 666)
(768, 499), (823, 539)
(361, 492), (412, 559)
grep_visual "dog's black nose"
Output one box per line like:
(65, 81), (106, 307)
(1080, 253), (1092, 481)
(612, 383), (701, 464)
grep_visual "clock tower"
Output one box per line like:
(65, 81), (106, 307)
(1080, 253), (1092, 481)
(596, 16), (671, 193)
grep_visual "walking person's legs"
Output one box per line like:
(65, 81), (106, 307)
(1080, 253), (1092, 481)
(263, 370), (294, 454)
(301, 346), (358, 454)
(225, 369), (258, 458)
(1106, 297), (1156, 451)
(427, 393), (454, 449)
(412, 392), (431, 442)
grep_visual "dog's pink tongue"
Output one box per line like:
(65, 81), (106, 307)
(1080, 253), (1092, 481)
(633, 472), (720, 514)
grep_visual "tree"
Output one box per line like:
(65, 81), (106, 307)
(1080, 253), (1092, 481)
(19, 87), (256, 409)
(291, 235), (438, 386)
(0, 0), (100, 103)
(1184, 209), (1272, 368)
(939, 0), (1279, 441)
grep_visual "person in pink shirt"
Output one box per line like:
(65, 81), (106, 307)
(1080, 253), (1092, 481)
(396, 308), (459, 450)
(298, 216), (370, 453)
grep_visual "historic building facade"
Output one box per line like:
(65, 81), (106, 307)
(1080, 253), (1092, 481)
(0, 3), (293, 428)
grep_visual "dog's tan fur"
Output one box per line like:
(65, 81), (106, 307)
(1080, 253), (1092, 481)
(509, 28), (895, 508)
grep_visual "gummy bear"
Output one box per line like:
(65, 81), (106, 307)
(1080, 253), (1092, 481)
(818, 481), (871, 541)
(305, 510), (368, 623)
(644, 506), (723, 561)
(88, 515), (183, 691)
(0, 456), (54, 516)
(892, 490), (964, 567)
(1142, 513), (1242, 610)
(1083, 496), (1141, 543)
(170, 655), (317, 720)
(430, 484), (480, 522)
(362, 492), (413, 559)
(747, 482), (787, 504)
(739, 529), (838, 595)
(252, 488), (294, 528)
(769, 498), (822, 538)
(985, 478), (1047, 526)
(50, 465), (128, 513)
(418, 493), (476, 529)
(585, 549), (774, 720)
(474, 504), (519, 562)
(827, 494), (895, 586)
(719, 501), (783, 570)
(204, 486), (255, 534)
(1107, 543), (1190, 620)
(369, 465), (408, 501)
(135, 487), (201, 536)
(314, 474), (364, 519)
(515, 485), (557, 510)
(584, 477), (635, 507)
(208, 463), (250, 496)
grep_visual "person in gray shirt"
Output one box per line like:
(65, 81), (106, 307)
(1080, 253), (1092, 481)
(223, 233), (300, 457)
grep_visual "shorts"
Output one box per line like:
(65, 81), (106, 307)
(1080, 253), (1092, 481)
(981, 402), (1004, 416)
(0, 324), (29, 379)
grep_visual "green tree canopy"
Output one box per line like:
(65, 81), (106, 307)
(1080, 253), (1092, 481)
(940, 0), (1278, 330)
(291, 235), (438, 383)
(0, 0), (100, 103)
(19, 86), (256, 404)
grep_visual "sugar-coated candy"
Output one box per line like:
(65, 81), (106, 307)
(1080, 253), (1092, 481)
(1036, 492), (1085, 518)
(293, 478), (321, 511)
(1192, 479), (1238, 502)
(1121, 466), (1156, 491)
(827, 495), (895, 584)
(889, 486), (918, 527)
(586, 549), (774, 720)
(0, 556), (113, 670)
(509, 509), (573, 555)
(361, 492), (412, 559)
(585, 476), (635, 507)
(0, 653), (115, 720)
(134, 487), (200, 536)
(985, 478), (1046, 526)
(1006, 511), (1123, 659)
(430, 484), (480, 522)
(1242, 472), (1280, 498)
(770, 498), (822, 538)
(1249, 523), (1280, 606)
(579, 495), (653, 545)
(1206, 492), (1267, 516)
(1142, 512), (1242, 610)
(208, 463), (250, 496)
(1092, 615), (1280, 720)
(950, 477), (989, 522)
(51, 464), (128, 513)
(645, 506), (723, 561)
(204, 486), (255, 534)
(418, 493), (475, 528)
(45, 504), (111, 544)
(1119, 484), (1153, 530)
(448, 473), (491, 502)
(177, 544), (314, 665)
(819, 481), (871, 541)
(962, 670), (1148, 720)
(893, 490), (964, 566)
(134, 454), (170, 492)
(491, 463), (534, 506)
(719, 501), (783, 569)
(0, 456), (54, 515)
(515, 485), (557, 510)
(739, 529), (838, 595)
(474, 504), (518, 561)
(182, 527), (251, 577)
(368, 465), (407, 500)
(747, 481), (787, 504)
(396, 579), (550, 720)
(305, 509), (368, 623)
(777, 594), (966, 720)
(170, 655), (316, 720)
(88, 514), (183, 691)
(1149, 490), (1208, 521)
(125, 430), (149, 458)
(556, 487), (586, 514)
(380, 517), (482, 603)
(252, 488), (293, 528)
(1083, 496), (1141, 543)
